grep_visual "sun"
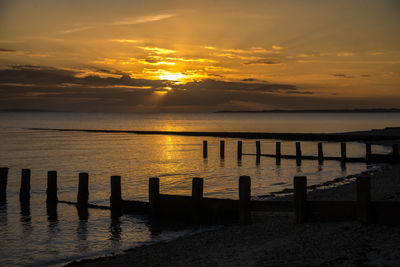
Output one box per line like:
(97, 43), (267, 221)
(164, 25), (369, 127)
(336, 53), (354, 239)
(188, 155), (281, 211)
(158, 72), (186, 81)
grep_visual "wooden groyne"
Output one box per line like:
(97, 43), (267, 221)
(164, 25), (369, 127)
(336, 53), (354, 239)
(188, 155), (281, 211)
(1, 167), (399, 225)
(202, 140), (400, 164)
(27, 128), (400, 142)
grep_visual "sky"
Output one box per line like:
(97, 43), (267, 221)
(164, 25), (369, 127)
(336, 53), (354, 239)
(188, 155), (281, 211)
(0, 0), (399, 112)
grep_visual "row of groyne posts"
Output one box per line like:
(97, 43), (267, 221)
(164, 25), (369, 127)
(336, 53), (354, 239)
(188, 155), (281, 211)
(202, 140), (400, 164)
(1, 166), (399, 225)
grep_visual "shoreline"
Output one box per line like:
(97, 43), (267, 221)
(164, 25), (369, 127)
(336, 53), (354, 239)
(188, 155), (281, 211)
(67, 163), (400, 266)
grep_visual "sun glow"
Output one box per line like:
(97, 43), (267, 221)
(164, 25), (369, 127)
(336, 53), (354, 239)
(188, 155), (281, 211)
(158, 72), (186, 81)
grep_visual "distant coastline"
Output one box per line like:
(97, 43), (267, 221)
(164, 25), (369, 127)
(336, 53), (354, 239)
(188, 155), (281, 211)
(215, 108), (400, 113)
(2, 108), (400, 113)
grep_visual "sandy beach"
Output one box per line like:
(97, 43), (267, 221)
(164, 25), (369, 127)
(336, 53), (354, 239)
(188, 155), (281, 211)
(66, 162), (400, 266)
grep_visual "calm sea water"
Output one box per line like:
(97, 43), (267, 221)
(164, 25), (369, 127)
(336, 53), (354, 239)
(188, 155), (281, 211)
(0, 112), (398, 266)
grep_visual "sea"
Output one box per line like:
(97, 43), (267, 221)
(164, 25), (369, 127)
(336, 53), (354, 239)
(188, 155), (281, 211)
(0, 112), (399, 266)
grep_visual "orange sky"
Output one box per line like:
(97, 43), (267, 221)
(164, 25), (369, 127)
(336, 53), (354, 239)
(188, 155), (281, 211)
(0, 0), (399, 112)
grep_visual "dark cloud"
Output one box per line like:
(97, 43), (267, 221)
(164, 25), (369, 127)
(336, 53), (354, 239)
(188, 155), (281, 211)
(241, 78), (260, 82)
(243, 59), (280, 65)
(332, 73), (353, 78)
(284, 90), (314, 95)
(0, 64), (310, 112)
(0, 48), (16, 52)
(0, 65), (164, 88)
(174, 79), (296, 93)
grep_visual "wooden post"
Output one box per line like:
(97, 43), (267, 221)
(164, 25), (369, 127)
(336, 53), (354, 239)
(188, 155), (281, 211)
(256, 141), (261, 157)
(276, 142), (281, 165)
(192, 177), (203, 200)
(276, 142), (281, 158)
(341, 142), (347, 162)
(0, 167), (9, 195)
(365, 143), (372, 161)
(110, 176), (122, 211)
(192, 177), (203, 222)
(256, 141), (261, 165)
(203, 140), (208, 158)
(239, 175), (251, 225)
(20, 169), (31, 201)
(356, 175), (371, 224)
(46, 171), (58, 204)
(318, 142), (324, 162)
(220, 140), (225, 159)
(77, 172), (89, 207)
(296, 142), (302, 165)
(393, 144), (399, 159)
(256, 155), (261, 165)
(149, 177), (160, 217)
(237, 141), (242, 160)
(294, 176), (307, 223)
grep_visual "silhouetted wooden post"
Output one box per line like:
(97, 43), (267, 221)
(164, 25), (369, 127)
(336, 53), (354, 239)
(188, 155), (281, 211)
(294, 176), (307, 223)
(276, 142), (281, 165)
(276, 142), (281, 158)
(192, 177), (203, 222)
(239, 175), (251, 225)
(203, 140), (208, 158)
(77, 172), (89, 207)
(318, 142), (324, 162)
(220, 140), (225, 159)
(192, 177), (203, 200)
(365, 143), (372, 161)
(341, 142), (347, 162)
(296, 142), (302, 165)
(237, 141), (242, 160)
(0, 167), (8, 195)
(256, 141), (261, 165)
(393, 144), (399, 159)
(110, 176), (122, 211)
(46, 171), (58, 204)
(20, 169), (31, 201)
(256, 141), (261, 157)
(149, 177), (160, 217)
(356, 175), (371, 224)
